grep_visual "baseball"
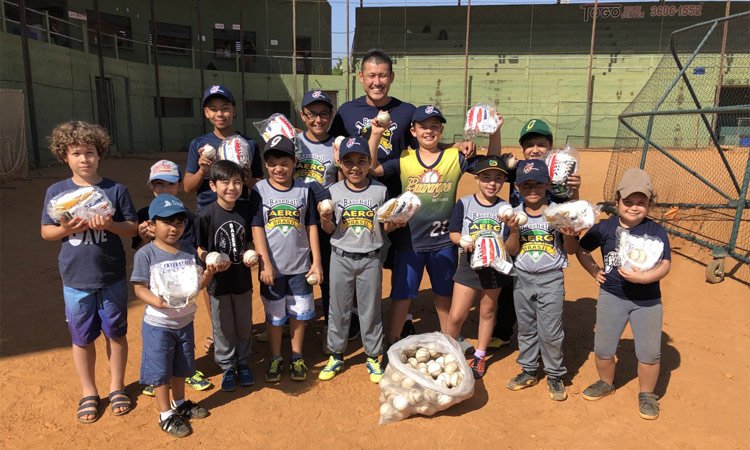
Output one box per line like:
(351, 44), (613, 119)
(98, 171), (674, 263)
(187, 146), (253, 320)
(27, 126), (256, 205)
(306, 274), (319, 285)
(201, 144), (216, 159)
(206, 251), (229, 266)
(628, 248), (647, 263)
(319, 199), (334, 214)
(504, 155), (518, 170)
(516, 211), (528, 226)
(376, 110), (391, 127)
(497, 204), (515, 221)
(333, 136), (345, 151)
(243, 249), (259, 266)
(459, 235), (475, 250)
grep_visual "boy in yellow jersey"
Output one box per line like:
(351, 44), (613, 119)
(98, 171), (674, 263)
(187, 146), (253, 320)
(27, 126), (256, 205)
(369, 106), (499, 361)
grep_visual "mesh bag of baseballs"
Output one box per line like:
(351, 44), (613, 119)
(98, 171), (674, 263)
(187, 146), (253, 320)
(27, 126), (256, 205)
(617, 229), (664, 271)
(149, 261), (203, 308)
(375, 191), (421, 223)
(46, 186), (115, 223)
(469, 231), (512, 274)
(378, 332), (475, 425)
(543, 200), (599, 233)
(218, 135), (252, 168)
(463, 103), (501, 139)
(545, 144), (579, 198)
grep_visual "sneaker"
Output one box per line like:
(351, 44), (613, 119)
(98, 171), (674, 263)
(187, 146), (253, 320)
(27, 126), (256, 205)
(365, 357), (384, 383)
(237, 364), (255, 387)
(265, 356), (283, 383)
(185, 370), (213, 391)
(456, 335), (475, 355)
(488, 337), (510, 349)
(506, 370), (539, 390)
(142, 384), (155, 397)
(221, 368), (237, 392)
(582, 380), (615, 401)
(321, 326), (332, 356)
(547, 377), (568, 401)
(468, 356), (487, 379)
(160, 413), (192, 438)
(318, 356), (344, 381)
(289, 358), (309, 381)
(348, 317), (361, 342)
(173, 399), (209, 419)
(400, 319), (416, 339)
(638, 392), (660, 420)
(256, 329), (269, 343)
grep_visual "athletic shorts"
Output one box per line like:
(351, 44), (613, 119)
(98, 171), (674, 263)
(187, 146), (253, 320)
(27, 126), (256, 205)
(261, 273), (316, 326)
(391, 246), (457, 300)
(63, 278), (128, 346)
(140, 321), (195, 386)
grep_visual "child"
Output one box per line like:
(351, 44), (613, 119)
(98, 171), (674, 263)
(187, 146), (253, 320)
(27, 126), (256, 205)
(576, 168), (671, 420)
(195, 160), (256, 392)
(133, 160), (212, 395)
(250, 135), (323, 382)
(444, 156), (514, 378)
(131, 195), (212, 437)
(369, 105), (495, 353)
(504, 159), (579, 401)
(40, 121), (138, 423)
(317, 136), (402, 383)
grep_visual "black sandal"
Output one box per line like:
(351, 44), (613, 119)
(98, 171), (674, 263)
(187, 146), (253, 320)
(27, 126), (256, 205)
(108, 390), (132, 416)
(76, 395), (100, 424)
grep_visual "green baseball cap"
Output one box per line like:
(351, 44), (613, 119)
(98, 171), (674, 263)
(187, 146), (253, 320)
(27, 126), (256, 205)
(519, 119), (553, 144)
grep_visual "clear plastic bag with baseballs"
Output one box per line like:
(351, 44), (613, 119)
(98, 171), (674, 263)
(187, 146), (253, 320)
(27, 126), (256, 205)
(616, 229), (664, 272)
(378, 332), (475, 425)
(46, 186), (115, 223)
(463, 103), (501, 140)
(149, 261), (203, 309)
(545, 144), (579, 199)
(543, 200), (600, 233)
(375, 191), (422, 223)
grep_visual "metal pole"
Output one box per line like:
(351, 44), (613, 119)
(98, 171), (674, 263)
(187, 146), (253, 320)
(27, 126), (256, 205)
(197, 0), (206, 134)
(150, 0), (163, 151)
(292, 0), (298, 116)
(93, 0), (110, 133)
(18, 0), (40, 167)
(712, 0), (731, 133)
(583, 0), (598, 149)
(462, 0), (471, 110)
(240, 0), (246, 134)
(345, 0), (350, 102)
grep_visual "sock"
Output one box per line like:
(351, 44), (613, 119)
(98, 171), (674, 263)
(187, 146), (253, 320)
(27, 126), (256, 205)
(474, 349), (487, 359)
(291, 352), (302, 361)
(160, 410), (174, 422)
(171, 399), (185, 409)
(332, 352), (344, 361)
(405, 314), (413, 323)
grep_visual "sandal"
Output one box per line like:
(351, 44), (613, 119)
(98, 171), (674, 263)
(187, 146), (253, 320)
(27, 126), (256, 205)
(204, 336), (214, 352)
(76, 395), (100, 424)
(108, 390), (132, 416)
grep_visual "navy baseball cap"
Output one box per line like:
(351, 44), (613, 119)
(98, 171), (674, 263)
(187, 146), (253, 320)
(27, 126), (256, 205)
(515, 159), (550, 184)
(263, 134), (296, 158)
(301, 90), (333, 108)
(149, 194), (187, 220)
(201, 84), (235, 107)
(411, 105), (446, 124)
(339, 136), (370, 160)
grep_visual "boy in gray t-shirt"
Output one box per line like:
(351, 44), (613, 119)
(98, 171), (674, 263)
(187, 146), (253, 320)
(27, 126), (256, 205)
(317, 136), (404, 383)
(504, 160), (580, 402)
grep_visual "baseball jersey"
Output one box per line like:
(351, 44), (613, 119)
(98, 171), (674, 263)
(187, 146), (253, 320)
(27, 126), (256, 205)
(294, 132), (337, 202)
(513, 203), (568, 273)
(194, 201), (253, 296)
(328, 179), (388, 254)
(449, 194), (511, 255)
(131, 241), (199, 329)
(382, 147), (476, 252)
(41, 178), (137, 289)
(185, 132), (262, 211)
(250, 180), (319, 275)
(580, 216), (671, 301)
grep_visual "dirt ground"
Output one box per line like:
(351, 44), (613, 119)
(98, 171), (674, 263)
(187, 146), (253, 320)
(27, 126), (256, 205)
(1, 150), (748, 449)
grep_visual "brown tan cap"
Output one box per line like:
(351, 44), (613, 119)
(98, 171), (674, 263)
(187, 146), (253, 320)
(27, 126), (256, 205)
(616, 168), (653, 199)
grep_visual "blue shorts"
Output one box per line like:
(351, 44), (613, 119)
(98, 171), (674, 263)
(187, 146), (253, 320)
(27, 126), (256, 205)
(63, 278), (128, 346)
(140, 321), (196, 386)
(391, 246), (457, 300)
(260, 273), (316, 326)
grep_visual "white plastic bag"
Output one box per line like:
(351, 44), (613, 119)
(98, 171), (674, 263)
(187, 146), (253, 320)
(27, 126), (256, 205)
(219, 135), (251, 168)
(150, 261), (203, 309)
(46, 186), (115, 223)
(543, 200), (599, 232)
(617, 229), (664, 271)
(376, 191), (421, 223)
(463, 103), (501, 139)
(546, 144), (579, 198)
(379, 332), (475, 425)
(470, 231), (512, 274)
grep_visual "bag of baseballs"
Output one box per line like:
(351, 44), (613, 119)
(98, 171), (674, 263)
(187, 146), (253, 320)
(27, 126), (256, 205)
(617, 229), (664, 272)
(470, 231), (512, 274)
(375, 191), (421, 223)
(463, 103), (501, 139)
(546, 144), (579, 198)
(47, 186), (115, 223)
(379, 332), (475, 425)
(150, 261), (203, 309)
(543, 200), (599, 232)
